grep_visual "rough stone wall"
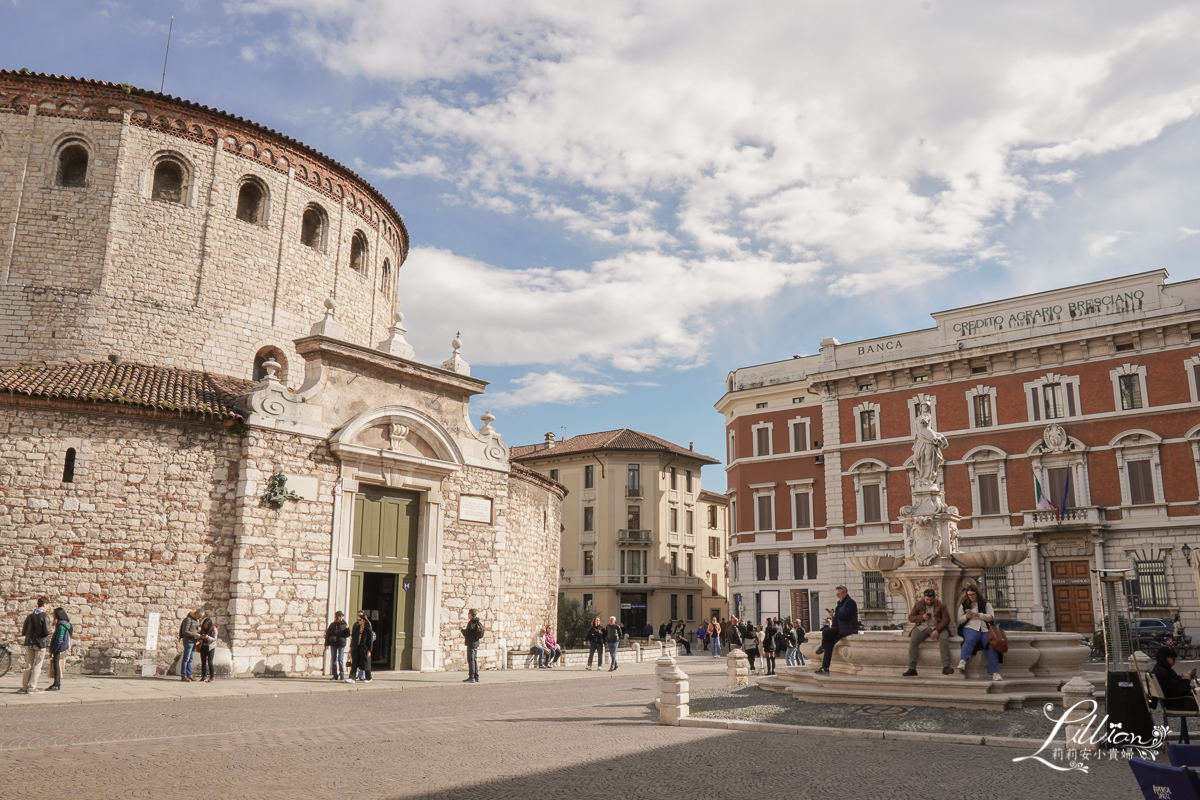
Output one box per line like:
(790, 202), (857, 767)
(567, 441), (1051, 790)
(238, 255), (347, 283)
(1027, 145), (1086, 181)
(501, 468), (563, 655)
(437, 465), (508, 671)
(227, 428), (339, 676)
(0, 402), (239, 674)
(0, 95), (403, 385)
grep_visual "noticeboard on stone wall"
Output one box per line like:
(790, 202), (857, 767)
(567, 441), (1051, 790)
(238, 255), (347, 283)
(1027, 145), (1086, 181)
(459, 495), (493, 524)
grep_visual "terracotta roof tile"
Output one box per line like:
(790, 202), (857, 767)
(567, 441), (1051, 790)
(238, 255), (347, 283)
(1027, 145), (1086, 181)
(0, 361), (254, 420)
(509, 428), (718, 464)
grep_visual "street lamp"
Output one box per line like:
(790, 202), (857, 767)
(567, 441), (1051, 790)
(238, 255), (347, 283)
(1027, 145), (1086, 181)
(1183, 544), (1192, 566)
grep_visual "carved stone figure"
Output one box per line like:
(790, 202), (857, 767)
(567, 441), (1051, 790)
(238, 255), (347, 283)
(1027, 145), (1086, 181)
(1043, 423), (1069, 453)
(912, 403), (948, 488)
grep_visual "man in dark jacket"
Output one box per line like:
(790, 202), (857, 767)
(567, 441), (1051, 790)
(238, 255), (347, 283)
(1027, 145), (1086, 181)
(1152, 647), (1198, 711)
(19, 596), (54, 693)
(324, 611), (351, 682)
(673, 620), (692, 655)
(461, 609), (484, 683)
(605, 616), (622, 672)
(178, 608), (202, 682)
(815, 586), (858, 675)
(903, 588), (954, 676)
(726, 615), (743, 650)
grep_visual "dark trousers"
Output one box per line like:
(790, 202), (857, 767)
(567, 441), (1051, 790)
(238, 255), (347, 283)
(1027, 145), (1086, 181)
(764, 652), (776, 674)
(821, 629), (845, 671)
(199, 647), (215, 680)
(747, 649), (757, 670)
(588, 641), (604, 667)
(675, 636), (691, 655)
(467, 645), (479, 680)
(50, 651), (64, 688)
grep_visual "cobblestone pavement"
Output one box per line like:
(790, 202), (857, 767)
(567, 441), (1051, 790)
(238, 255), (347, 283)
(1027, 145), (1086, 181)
(0, 670), (1140, 800)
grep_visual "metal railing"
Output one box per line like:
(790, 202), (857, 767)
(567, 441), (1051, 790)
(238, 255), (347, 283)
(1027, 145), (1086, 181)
(626, 485), (643, 498)
(618, 529), (652, 542)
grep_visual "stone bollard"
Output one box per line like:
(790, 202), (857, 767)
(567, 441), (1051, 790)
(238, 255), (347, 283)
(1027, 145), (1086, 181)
(633, 641), (642, 662)
(655, 653), (676, 709)
(727, 648), (749, 687)
(1060, 675), (1099, 753)
(658, 662), (690, 725)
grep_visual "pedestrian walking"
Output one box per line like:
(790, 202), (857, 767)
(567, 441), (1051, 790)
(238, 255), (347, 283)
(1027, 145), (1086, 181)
(697, 622), (709, 651)
(763, 618), (778, 674)
(783, 621), (799, 667)
(793, 621), (807, 666)
(19, 596), (54, 694)
(586, 615), (606, 670)
(605, 616), (621, 671)
(197, 617), (218, 682)
(325, 611), (350, 681)
(351, 610), (374, 682)
(461, 609), (483, 683)
(178, 607), (202, 682)
(47, 607), (72, 692)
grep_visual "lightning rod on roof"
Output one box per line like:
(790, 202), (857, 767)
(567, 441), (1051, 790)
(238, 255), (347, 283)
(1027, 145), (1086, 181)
(160, 16), (174, 94)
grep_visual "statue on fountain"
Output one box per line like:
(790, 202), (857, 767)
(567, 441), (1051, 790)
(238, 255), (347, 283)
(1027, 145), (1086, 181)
(912, 403), (948, 490)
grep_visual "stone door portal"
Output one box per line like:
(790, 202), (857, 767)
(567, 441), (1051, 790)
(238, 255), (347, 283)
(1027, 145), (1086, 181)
(1051, 560), (1095, 634)
(351, 487), (419, 670)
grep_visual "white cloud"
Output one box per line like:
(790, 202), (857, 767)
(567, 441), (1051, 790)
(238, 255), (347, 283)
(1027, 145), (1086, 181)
(484, 371), (625, 409)
(234, 0), (1200, 367)
(1180, 227), (1200, 240)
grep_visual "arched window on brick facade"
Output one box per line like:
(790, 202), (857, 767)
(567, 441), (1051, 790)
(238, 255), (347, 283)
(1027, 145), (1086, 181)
(151, 159), (185, 204)
(350, 230), (368, 273)
(236, 178), (267, 224)
(300, 204), (326, 250)
(56, 141), (89, 187)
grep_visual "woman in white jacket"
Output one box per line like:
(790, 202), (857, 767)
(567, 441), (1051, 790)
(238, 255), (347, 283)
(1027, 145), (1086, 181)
(956, 586), (1001, 681)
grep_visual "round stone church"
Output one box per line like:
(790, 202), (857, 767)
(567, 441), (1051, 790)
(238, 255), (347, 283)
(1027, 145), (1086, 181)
(0, 71), (563, 676)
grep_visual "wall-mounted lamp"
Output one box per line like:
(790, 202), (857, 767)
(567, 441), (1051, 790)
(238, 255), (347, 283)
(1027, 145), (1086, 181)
(1183, 544), (1193, 567)
(815, 455), (824, 465)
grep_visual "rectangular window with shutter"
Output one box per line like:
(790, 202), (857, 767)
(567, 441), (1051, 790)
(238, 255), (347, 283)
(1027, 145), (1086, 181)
(708, 505), (717, 528)
(686, 552), (694, 577)
(583, 506), (594, 532)
(792, 420), (808, 452)
(1128, 460), (1154, 505)
(807, 552), (818, 580)
(860, 410), (877, 441)
(978, 473), (1001, 515)
(756, 494), (773, 531)
(627, 506), (641, 530)
(1043, 384), (1065, 419)
(973, 394), (992, 427)
(1030, 387), (1040, 421)
(1135, 559), (1169, 606)
(708, 536), (720, 558)
(756, 427), (771, 456)
(862, 484), (882, 523)
(670, 550), (678, 576)
(768, 554), (779, 581)
(1119, 375), (1143, 410)
(584, 464), (594, 488)
(794, 491), (811, 528)
(793, 552), (806, 580)
(670, 594), (678, 620)
(670, 507), (678, 533)
(583, 550), (594, 576)
(756, 554), (767, 581)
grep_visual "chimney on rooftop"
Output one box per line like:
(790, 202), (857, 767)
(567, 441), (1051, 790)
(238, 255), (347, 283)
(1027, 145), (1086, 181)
(544, 432), (555, 450)
(689, 442), (694, 451)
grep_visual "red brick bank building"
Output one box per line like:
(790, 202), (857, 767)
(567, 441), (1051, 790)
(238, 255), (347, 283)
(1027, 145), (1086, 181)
(717, 271), (1200, 635)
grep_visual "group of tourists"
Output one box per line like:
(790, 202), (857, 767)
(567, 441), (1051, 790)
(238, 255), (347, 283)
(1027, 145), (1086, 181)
(583, 616), (625, 671)
(178, 608), (219, 682)
(17, 597), (71, 693)
(898, 586), (1005, 680)
(529, 624), (563, 668)
(323, 610), (377, 683)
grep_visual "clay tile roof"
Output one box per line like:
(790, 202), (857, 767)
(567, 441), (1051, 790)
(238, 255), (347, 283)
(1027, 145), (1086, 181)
(509, 428), (718, 465)
(0, 361), (255, 420)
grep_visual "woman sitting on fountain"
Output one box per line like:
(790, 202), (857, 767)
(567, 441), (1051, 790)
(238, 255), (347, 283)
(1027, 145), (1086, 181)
(956, 586), (1001, 682)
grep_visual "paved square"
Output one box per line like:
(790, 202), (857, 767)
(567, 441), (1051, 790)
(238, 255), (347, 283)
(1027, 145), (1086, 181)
(0, 670), (1142, 799)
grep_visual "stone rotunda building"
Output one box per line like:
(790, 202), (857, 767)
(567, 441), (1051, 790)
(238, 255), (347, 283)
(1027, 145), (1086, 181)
(0, 72), (563, 676)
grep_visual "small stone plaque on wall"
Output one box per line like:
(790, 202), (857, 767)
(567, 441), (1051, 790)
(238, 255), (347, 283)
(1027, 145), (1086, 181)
(459, 495), (493, 524)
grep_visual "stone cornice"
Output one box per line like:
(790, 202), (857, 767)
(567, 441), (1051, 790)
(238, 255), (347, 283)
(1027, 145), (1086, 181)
(293, 336), (488, 398)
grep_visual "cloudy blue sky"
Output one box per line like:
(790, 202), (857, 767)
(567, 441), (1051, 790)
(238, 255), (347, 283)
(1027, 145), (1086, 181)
(7, 1), (1200, 489)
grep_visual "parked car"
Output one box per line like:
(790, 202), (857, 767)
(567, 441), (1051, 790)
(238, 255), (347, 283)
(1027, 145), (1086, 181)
(1134, 618), (1174, 648)
(991, 619), (1043, 632)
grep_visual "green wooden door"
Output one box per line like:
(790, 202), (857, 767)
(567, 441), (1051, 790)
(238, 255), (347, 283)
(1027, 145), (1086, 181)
(351, 488), (419, 670)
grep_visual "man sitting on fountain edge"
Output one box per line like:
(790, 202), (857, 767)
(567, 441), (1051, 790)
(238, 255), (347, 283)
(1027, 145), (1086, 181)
(815, 585), (858, 675)
(903, 588), (954, 677)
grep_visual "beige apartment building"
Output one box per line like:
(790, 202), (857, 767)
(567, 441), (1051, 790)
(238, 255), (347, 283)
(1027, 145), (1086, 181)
(511, 430), (728, 633)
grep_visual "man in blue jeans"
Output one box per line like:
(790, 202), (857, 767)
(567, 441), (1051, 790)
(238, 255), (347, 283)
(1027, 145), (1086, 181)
(178, 607), (203, 682)
(708, 616), (723, 658)
(606, 616), (622, 671)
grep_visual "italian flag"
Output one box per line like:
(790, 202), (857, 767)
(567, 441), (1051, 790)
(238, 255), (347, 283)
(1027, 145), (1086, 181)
(1035, 477), (1058, 514)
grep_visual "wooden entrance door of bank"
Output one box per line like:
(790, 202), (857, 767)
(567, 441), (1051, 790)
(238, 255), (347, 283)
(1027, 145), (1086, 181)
(350, 487), (419, 671)
(1052, 560), (1095, 634)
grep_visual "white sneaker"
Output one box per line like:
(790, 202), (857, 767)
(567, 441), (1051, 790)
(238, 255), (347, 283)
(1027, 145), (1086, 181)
(956, 660), (967, 672)
(992, 673), (1003, 682)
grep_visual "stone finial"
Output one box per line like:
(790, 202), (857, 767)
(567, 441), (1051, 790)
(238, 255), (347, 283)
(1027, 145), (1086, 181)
(441, 331), (470, 375)
(261, 359), (281, 382)
(479, 411), (496, 437)
(377, 303), (416, 360)
(310, 295), (345, 339)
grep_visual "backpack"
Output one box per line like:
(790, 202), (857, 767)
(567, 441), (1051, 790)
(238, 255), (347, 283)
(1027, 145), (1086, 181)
(49, 623), (70, 654)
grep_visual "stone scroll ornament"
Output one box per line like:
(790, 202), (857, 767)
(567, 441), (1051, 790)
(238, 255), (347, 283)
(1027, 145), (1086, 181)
(912, 403), (948, 489)
(260, 472), (301, 508)
(905, 516), (941, 566)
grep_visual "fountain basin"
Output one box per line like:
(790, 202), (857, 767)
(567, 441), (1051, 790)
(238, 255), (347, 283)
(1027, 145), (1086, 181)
(951, 550), (1029, 569)
(844, 555), (905, 572)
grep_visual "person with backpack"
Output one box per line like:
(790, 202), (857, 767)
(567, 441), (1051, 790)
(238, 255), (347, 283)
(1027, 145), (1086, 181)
(47, 607), (72, 691)
(325, 611), (351, 682)
(19, 596), (55, 694)
(178, 608), (203, 682)
(744, 622), (761, 674)
(460, 608), (484, 683)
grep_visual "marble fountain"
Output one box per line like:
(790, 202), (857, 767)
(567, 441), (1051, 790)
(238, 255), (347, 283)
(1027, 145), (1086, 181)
(756, 405), (1092, 710)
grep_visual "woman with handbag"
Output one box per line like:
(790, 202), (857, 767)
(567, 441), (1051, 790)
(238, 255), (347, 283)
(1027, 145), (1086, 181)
(955, 586), (1001, 681)
(350, 611), (374, 683)
(197, 617), (218, 682)
(47, 608), (72, 691)
(763, 619), (778, 675)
